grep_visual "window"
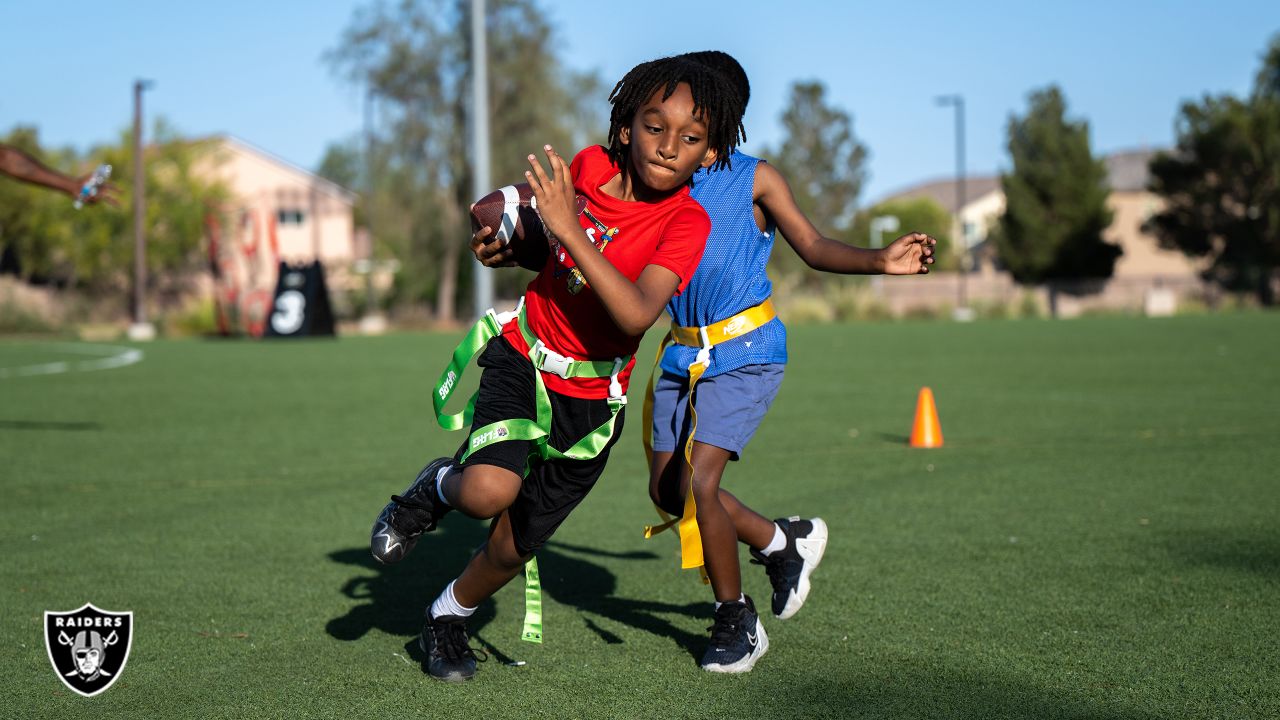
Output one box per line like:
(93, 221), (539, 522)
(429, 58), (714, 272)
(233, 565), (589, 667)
(277, 209), (306, 226)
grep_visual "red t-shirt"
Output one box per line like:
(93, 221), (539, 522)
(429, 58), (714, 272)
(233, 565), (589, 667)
(501, 145), (710, 399)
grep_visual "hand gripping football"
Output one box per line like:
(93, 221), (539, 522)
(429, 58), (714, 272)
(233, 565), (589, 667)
(470, 183), (586, 270)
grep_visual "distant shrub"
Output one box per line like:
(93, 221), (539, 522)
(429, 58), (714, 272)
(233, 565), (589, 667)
(162, 297), (220, 338)
(0, 297), (56, 334)
(902, 304), (943, 321)
(1017, 291), (1043, 319)
(778, 294), (835, 325)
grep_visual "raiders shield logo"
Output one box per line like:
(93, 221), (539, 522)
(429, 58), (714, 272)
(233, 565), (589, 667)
(44, 603), (133, 697)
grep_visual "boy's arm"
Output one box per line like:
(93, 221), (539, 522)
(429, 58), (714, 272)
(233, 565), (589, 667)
(755, 162), (933, 275)
(0, 143), (80, 197)
(526, 145), (680, 336)
(0, 143), (119, 206)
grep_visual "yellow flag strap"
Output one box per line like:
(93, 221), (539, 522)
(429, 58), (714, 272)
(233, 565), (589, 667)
(668, 298), (776, 348)
(641, 299), (777, 574)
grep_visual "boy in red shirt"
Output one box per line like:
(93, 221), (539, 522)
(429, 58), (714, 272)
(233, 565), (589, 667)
(368, 55), (747, 682)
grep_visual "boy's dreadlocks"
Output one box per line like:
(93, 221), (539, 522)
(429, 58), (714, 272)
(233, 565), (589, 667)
(680, 51), (751, 112)
(606, 55), (746, 173)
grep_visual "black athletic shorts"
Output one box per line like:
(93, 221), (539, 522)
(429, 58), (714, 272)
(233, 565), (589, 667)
(455, 335), (625, 556)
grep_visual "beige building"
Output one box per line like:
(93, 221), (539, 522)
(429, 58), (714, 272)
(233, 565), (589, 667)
(194, 136), (359, 334)
(877, 149), (1205, 316)
(198, 135), (358, 265)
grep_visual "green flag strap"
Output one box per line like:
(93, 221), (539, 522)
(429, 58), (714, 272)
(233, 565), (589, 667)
(432, 306), (511, 431)
(521, 556), (543, 644)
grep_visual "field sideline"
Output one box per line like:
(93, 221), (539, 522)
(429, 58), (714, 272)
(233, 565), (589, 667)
(4, 313), (1279, 719)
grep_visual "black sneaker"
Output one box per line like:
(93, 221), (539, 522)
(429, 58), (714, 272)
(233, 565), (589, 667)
(370, 457), (454, 564)
(749, 516), (828, 619)
(699, 595), (769, 673)
(420, 612), (487, 682)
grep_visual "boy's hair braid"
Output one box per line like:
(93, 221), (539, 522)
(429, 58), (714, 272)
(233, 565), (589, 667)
(606, 55), (746, 172)
(679, 51), (750, 112)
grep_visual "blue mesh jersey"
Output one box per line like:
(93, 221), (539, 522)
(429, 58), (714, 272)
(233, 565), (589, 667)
(660, 151), (788, 378)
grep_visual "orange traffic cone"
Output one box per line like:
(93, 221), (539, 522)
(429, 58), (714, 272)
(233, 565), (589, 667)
(909, 387), (944, 448)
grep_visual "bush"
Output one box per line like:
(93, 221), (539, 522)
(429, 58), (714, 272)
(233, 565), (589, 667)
(162, 296), (220, 338)
(0, 297), (56, 334)
(777, 293), (835, 325)
(1017, 291), (1044, 319)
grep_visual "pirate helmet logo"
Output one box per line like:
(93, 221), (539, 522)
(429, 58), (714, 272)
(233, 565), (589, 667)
(44, 603), (133, 697)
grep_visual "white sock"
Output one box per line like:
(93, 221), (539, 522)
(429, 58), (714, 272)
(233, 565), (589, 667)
(429, 580), (476, 619)
(758, 524), (786, 556)
(435, 463), (453, 507)
(714, 593), (746, 611)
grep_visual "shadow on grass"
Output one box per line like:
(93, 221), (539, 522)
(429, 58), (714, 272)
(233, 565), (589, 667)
(1161, 529), (1280, 578)
(325, 519), (705, 663)
(0, 419), (101, 431)
(876, 432), (910, 445)
(741, 667), (1166, 720)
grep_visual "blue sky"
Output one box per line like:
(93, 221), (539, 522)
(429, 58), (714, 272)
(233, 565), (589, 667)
(2, 1), (1276, 203)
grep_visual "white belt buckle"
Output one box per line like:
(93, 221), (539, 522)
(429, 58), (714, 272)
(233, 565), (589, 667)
(532, 340), (574, 379)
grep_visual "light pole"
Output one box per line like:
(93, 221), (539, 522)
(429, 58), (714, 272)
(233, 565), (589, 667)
(129, 79), (156, 341)
(470, 0), (493, 319)
(935, 93), (972, 320)
(870, 215), (899, 297)
(358, 84), (387, 335)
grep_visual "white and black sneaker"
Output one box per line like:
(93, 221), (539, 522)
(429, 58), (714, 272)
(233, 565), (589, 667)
(420, 612), (487, 682)
(370, 457), (454, 564)
(749, 516), (828, 620)
(700, 595), (769, 673)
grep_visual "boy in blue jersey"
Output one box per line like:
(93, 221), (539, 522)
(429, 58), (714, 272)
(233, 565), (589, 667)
(472, 52), (934, 674)
(643, 51), (935, 673)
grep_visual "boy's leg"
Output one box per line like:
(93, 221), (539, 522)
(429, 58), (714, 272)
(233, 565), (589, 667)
(651, 450), (776, 552)
(453, 508), (531, 606)
(685, 440), (743, 602)
(718, 488), (776, 548)
(683, 441), (770, 674)
(419, 482), (528, 684)
(420, 508), (526, 683)
(441, 463), (523, 520)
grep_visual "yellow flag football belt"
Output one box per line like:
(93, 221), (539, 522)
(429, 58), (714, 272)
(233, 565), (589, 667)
(642, 298), (777, 575)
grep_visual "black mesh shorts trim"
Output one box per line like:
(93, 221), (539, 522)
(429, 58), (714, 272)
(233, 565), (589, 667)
(455, 336), (625, 555)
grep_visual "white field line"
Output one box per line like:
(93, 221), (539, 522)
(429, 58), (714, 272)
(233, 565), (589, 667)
(0, 344), (144, 379)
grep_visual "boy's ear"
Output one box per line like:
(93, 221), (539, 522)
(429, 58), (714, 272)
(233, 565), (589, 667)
(619, 126), (631, 146)
(699, 148), (718, 169)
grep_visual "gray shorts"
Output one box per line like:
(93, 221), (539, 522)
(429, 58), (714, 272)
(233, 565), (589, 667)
(650, 363), (785, 459)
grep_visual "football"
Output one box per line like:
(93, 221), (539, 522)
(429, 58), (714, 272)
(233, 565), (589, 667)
(469, 183), (585, 271)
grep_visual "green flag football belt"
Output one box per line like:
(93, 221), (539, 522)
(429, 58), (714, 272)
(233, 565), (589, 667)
(431, 299), (630, 642)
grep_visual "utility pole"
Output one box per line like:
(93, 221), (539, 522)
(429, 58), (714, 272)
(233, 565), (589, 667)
(470, 0), (493, 319)
(129, 79), (156, 341)
(358, 85), (386, 335)
(936, 93), (972, 320)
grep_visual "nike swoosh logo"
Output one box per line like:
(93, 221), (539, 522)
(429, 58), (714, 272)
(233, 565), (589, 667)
(747, 632), (757, 647)
(374, 523), (401, 553)
(797, 538), (825, 556)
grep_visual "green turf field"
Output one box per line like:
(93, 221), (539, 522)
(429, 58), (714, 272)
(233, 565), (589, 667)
(4, 313), (1279, 719)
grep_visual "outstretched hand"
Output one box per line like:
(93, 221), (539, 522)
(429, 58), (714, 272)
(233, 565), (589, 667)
(75, 173), (120, 207)
(882, 232), (936, 275)
(524, 144), (579, 242)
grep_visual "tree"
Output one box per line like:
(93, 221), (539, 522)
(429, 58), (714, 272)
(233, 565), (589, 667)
(849, 197), (956, 271)
(766, 81), (868, 284)
(325, 0), (603, 323)
(1147, 34), (1280, 305)
(992, 85), (1118, 312)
